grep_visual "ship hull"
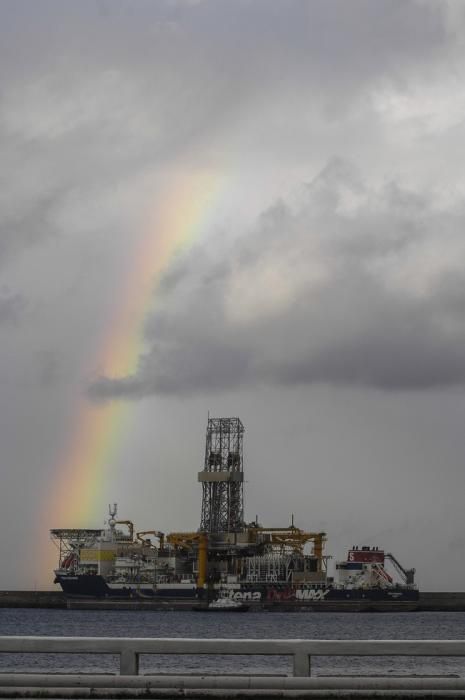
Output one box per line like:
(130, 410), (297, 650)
(55, 574), (418, 606)
(192, 605), (250, 612)
(55, 574), (197, 598)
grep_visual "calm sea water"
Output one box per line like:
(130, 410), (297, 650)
(1, 609), (465, 677)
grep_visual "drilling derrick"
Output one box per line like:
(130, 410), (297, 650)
(198, 417), (244, 533)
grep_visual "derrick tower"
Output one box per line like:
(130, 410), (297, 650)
(198, 417), (244, 533)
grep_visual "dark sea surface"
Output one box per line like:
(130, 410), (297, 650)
(1, 609), (465, 677)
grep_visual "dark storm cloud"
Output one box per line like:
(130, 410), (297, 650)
(273, 279), (465, 390)
(88, 159), (465, 399)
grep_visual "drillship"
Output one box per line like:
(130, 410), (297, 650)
(52, 417), (418, 610)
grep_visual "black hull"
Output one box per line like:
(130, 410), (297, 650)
(192, 605), (250, 612)
(56, 574), (418, 606)
(55, 574), (112, 598)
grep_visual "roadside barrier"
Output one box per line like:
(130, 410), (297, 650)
(1, 636), (465, 697)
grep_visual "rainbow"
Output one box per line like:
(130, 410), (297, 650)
(46, 168), (221, 533)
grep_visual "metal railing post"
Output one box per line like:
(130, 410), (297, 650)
(293, 651), (311, 676)
(119, 648), (139, 675)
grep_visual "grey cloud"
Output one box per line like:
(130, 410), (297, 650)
(0, 188), (63, 266)
(89, 282), (250, 399)
(88, 159), (465, 399)
(0, 1), (454, 150)
(0, 289), (26, 324)
(2, 1), (449, 88)
(1, 0), (465, 590)
(88, 342), (250, 400)
(272, 277), (465, 390)
(0, 1), (458, 271)
(36, 350), (63, 388)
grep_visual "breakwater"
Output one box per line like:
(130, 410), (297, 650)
(2, 591), (465, 610)
(0, 591), (65, 608)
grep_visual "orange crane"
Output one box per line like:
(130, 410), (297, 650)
(166, 532), (208, 588)
(248, 527), (326, 566)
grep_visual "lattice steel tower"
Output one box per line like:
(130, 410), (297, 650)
(198, 417), (245, 533)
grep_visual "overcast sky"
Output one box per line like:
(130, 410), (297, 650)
(1, 0), (465, 590)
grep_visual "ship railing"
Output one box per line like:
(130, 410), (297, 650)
(2, 637), (465, 679)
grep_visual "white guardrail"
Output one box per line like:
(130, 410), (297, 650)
(1, 637), (465, 696)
